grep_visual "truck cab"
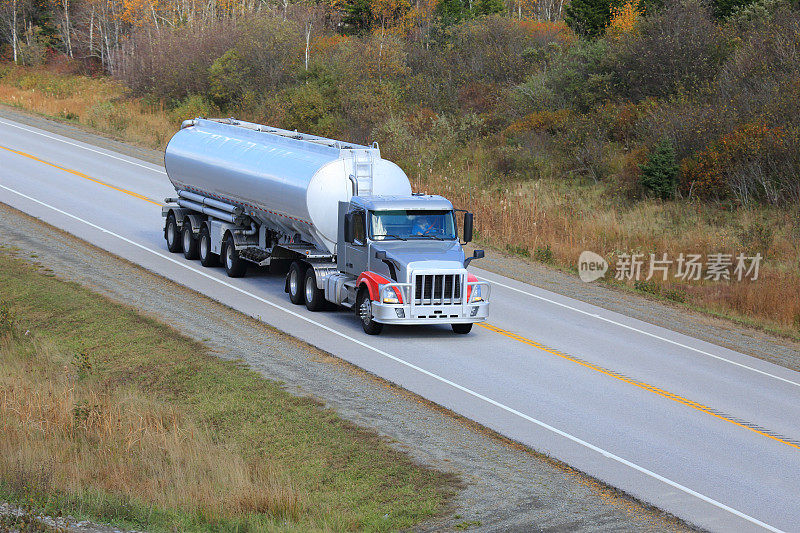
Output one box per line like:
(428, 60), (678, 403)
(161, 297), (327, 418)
(330, 195), (490, 334)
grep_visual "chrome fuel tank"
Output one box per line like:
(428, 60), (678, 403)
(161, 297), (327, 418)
(164, 118), (412, 254)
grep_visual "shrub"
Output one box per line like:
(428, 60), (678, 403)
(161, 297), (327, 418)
(208, 50), (253, 107)
(737, 220), (775, 256)
(678, 122), (799, 204)
(605, 0), (727, 102)
(117, 23), (237, 99)
(634, 279), (660, 295)
(518, 39), (610, 113)
(713, 0), (758, 18)
(169, 95), (219, 123)
(534, 244), (554, 263)
(640, 137), (678, 199)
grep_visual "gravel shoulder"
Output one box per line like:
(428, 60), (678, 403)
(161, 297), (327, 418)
(2, 105), (798, 372)
(0, 203), (692, 531)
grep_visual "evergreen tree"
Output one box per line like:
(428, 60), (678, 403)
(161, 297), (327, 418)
(436, 0), (470, 26)
(565, 0), (623, 37)
(713, 0), (757, 18)
(640, 137), (679, 200)
(341, 0), (373, 33)
(474, 0), (505, 16)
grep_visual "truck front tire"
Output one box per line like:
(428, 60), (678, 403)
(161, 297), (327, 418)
(198, 226), (217, 267)
(357, 289), (383, 335)
(288, 262), (305, 305)
(165, 214), (182, 253)
(452, 323), (473, 334)
(182, 222), (199, 260)
(222, 234), (247, 278)
(304, 269), (326, 312)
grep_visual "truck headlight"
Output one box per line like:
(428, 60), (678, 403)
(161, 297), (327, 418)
(382, 287), (399, 304)
(471, 285), (483, 302)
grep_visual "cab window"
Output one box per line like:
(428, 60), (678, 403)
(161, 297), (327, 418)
(352, 210), (366, 245)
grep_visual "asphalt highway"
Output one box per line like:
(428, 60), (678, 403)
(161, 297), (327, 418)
(1, 117), (798, 532)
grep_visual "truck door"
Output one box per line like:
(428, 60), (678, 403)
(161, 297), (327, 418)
(344, 208), (368, 276)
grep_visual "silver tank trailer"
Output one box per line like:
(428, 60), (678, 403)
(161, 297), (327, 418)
(164, 118), (412, 254)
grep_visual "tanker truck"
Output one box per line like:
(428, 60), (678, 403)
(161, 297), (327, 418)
(161, 118), (490, 334)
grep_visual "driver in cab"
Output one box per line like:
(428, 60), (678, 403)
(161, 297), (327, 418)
(411, 214), (438, 236)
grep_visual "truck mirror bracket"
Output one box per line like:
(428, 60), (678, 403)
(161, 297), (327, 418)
(375, 250), (398, 280)
(464, 249), (484, 268)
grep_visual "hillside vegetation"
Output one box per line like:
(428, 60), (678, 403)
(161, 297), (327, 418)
(0, 0), (799, 335)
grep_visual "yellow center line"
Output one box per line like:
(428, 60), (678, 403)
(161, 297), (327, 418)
(478, 322), (800, 451)
(0, 144), (162, 206)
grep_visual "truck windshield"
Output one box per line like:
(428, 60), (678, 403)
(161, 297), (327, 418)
(370, 210), (457, 241)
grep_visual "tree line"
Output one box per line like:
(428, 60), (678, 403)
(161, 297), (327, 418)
(2, 0), (799, 206)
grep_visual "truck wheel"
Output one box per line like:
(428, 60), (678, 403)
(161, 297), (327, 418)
(222, 234), (247, 278)
(304, 268), (326, 312)
(452, 323), (473, 334)
(356, 289), (383, 335)
(198, 226), (218, 267)
(182, 222), (199, 260)
(165, 214), (182, 253)
(288, 262), (306, 305)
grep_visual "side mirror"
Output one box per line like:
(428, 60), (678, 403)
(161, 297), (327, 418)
(344, 213), (354, 243)
(463, 212), (474, 244)
(464, 249), (484, 268)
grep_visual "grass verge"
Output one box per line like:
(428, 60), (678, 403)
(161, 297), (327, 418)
(0, 250), (454, 532)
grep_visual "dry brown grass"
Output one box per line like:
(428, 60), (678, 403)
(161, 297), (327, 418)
(429, 168), (800, 333)
(0, 65), (175, 149)
(0, 326), (302, 521)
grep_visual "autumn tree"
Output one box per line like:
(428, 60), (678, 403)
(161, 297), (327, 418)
(606, 0), (640, 36)
(0, 0), (33, 62)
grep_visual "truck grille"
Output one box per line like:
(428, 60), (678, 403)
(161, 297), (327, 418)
(414, 274), (463, 305)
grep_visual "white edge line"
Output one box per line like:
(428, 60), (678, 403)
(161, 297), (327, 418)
(3, 116), (794, 390)
(0, 182), (784, 533)
(477, 272), (800, 389)
(0, 118), (166, 174)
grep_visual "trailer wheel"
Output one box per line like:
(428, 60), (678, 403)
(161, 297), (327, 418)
(356, 288), (383, 335)
(198, 226), (218, 267)
(304, 268), (326, 312)
(287, 262), (305, 305)
(222, 233), (247, 278)
(182, 222), (199, 260)
(165, 213), (182, 253)
(452, 323), (473, 334)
